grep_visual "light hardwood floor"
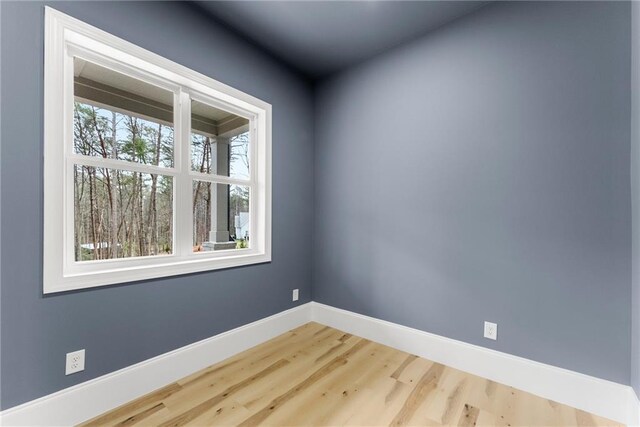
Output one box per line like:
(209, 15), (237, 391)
(80, 322), (621, 427)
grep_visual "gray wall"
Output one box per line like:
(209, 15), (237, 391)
(0, 1), (314, 409)
(314, 1), (631, 384)
(632, 1), (640, 395)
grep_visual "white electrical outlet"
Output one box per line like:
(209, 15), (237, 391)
(65, 349), (85, 375)
(484, 321), (498, 340)
(292, 289), (299, 301)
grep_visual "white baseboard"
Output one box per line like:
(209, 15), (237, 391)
(634, 390), (640, 427)
(0, 303), (312, 427)
(310, 302), (639, 426)
(2, 301), (637, 426)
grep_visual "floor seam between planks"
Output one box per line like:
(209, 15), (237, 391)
(80, 322), (622, 427)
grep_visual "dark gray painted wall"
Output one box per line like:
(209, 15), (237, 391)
(195, 1), (488, 78)
(0, 1), (314, 409)
(632, 1), (640, 395)
(314, 1), (631, 384)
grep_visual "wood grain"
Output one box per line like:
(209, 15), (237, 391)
(80, 322), (621, 427)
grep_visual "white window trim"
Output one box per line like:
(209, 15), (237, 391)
(43, 7), (272, 294)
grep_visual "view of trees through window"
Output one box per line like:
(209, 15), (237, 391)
(73, 102), (174, 261)
(191, 132), (249, 179)
(73, 102), (251, 261)
(191, 132), (251, 252)
(72, 57), (252, 261)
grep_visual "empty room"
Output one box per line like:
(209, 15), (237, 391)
(1, 0), (639, 425)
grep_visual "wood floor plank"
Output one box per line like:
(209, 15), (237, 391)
(81, 323), (622, 427)
(80, 382), (183, 426)
(458, 404), (481, 427)
(340, 377), (415, 426)
(475, 408), (498, 426)
(182, 400), (250, 427)
(320, 347), (417, 426)
(390, 362), (446, 426)
(236, 339), (371, 426)
(422, 369), (469, 425)
(161, 324), (342, 415)
(114, 402), (166, 426)
(390, 354), (419, 380)
(232, 332), (363, 413)
(323, 345), (410, 425)
(395, 355), (436, 386)
(265, 341), (400, 426)
(159, 359), (290, 427)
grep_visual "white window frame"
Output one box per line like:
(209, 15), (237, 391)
(43, 7), (272, 294)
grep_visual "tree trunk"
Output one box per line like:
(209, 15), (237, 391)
(192, 136), (212, 245)
(147, 124), (162, 255)
(88, 166), (99, 260)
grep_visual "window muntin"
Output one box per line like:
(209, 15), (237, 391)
(44, 7), (271, 293)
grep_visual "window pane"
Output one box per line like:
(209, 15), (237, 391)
(73, 57), (174, 167)
(230, 132), (250, 180)
(191, 99), (250, 180)
(193, 181), (250, 252)
(74, 165), (173, 261)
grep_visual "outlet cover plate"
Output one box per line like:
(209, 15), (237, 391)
(292, 289), (299, 301)
(65, 349), (85, 375)
(484, 321), (498, 340)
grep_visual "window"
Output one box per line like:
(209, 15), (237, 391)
(44, 8), (271, 293)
